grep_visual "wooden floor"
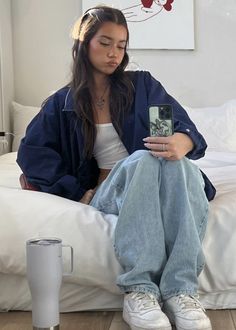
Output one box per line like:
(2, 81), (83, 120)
(0, 310), (235, 330)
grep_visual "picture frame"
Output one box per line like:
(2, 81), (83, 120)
(82, 0), (195, 49)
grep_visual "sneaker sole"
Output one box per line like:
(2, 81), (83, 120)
(123, 310), (172, 330)
(164, 312), (212, 330)
(176, 327), (212, 330)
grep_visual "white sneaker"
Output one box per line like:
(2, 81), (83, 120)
(123, 292), (172, 330)
(163, 294), (212, 330)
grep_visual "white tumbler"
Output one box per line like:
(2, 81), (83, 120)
(26, 238), (73, 330)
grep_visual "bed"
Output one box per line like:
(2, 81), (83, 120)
(0, 100), (236, 312)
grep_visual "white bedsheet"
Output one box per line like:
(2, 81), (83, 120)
(194, 152), (236, 308)
(0, 151), (236, 311)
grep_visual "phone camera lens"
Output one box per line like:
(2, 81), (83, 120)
(160, 109), (165, 117)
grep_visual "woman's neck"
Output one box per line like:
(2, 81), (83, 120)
(92, 73), (109, 92)
(91, 73), (111, 124)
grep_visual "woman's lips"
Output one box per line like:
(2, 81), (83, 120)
(107, 61), (118, 67)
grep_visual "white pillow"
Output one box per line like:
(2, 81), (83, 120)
(11, 101), (40, 152)
(184, 100), (236, 152)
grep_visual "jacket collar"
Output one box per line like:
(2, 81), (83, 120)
(62, 88), (74, 112)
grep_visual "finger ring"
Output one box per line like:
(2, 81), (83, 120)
(162, 144), (165, 152)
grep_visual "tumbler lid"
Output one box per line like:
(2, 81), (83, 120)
(26, 238), (62, 246)
(33, 326), (59, 330)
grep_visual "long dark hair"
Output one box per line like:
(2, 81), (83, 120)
(70, 6), (134, 158)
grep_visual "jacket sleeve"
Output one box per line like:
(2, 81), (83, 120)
(145, 72), (207, 160)
(16, 93), (87, 201)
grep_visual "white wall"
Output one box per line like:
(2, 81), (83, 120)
(11, 0), (80, 107)
(0, 0), (14, 132)
(11, 0), (236, 107)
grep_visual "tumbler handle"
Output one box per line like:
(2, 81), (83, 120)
(62, 244), (73, 276)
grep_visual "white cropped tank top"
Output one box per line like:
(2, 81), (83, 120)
(93, 123), (129, 169)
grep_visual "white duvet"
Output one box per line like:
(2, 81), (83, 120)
(0, 151), (236, 310)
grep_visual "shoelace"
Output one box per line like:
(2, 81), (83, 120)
(177, 294), (206, 312)
(130, 292), (159, 309)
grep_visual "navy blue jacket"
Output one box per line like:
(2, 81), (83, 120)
(17, 71), (216, 201)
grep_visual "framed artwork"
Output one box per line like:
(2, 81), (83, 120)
(82, 0), (195, 49)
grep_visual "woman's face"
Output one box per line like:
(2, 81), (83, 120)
(88, 22), (128, 76)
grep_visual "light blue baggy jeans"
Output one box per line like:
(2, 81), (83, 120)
(90, 150), (209, 302)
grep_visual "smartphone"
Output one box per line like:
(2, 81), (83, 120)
(149, 105), (174, 137)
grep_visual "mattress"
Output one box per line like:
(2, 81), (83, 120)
(0, 151), (236, 311)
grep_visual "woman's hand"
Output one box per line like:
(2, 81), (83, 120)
(143, 132), (194, 160)
(79, 189), (96, 204)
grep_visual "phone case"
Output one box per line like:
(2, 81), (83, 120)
(149, 105), (174, 137)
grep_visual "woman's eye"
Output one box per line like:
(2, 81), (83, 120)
(100, 42), (110, 47)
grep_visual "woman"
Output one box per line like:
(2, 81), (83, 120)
(17, 6), (215, 330)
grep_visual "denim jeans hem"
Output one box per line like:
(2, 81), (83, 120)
(162, 288), (198, 301)
(117, 285), (161, 302)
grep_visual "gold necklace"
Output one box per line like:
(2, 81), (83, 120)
(95, 84), (109, 110)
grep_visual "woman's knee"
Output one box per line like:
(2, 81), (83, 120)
(128, 150), (162, 169)
(117, 150), (161, 179)
(127, 150), (149, 162)
(127, 154), (197, 179)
